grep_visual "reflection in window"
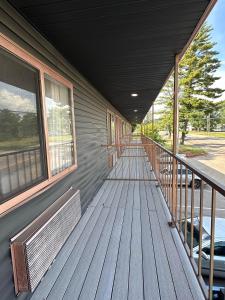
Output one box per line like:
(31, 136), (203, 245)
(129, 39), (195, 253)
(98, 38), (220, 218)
(0, 48), (46, 203)
(111, 115), (116, 144)
(45, 76), (74, 175)
(202, 242), (225, 257)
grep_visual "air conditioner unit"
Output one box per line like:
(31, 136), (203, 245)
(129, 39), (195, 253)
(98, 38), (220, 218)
(11, 188), (81, 295)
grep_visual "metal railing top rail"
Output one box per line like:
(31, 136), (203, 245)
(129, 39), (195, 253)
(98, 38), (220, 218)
(143, 135), (225, 197)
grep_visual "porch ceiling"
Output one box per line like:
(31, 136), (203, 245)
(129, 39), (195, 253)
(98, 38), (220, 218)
(8, 0), (210, 123)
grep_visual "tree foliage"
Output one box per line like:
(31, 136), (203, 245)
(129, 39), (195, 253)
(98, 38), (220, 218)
(158, 22), (224, 144)
(0, 109), (38, 142)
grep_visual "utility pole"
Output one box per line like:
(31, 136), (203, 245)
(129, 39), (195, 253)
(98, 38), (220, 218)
(207, 113), (210, 132)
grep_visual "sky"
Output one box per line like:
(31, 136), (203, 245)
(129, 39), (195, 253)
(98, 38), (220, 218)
(0, 81), (37, 114)
(207, 0), (225, 100)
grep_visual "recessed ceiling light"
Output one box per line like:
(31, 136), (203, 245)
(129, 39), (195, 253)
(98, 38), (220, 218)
(134, 109), (138, 112)
(131, 93), (138, 97)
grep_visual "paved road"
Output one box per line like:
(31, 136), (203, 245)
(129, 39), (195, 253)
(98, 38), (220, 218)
(186, 134), (225, 179)
(177, 185), (225, 218)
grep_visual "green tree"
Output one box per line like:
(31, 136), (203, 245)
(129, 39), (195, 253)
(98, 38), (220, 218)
(147, 23), (223, 144)
(0, 109), (20, 141)
(179, 23), (224, 144)
(156, 74), (174, 138)
(19, 112), (38, 137)
(217, 100), (225, 129)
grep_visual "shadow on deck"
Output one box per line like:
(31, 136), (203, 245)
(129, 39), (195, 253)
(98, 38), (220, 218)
(31, 149), (204, 300)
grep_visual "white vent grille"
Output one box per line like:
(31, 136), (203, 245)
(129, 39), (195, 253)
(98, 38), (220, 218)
(11, 188), (81, 294)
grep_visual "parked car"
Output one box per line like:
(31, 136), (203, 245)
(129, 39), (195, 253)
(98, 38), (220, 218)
(160, 165), (202, 188)
(211, 285), (225, 300)
(184, 217), (225, 279)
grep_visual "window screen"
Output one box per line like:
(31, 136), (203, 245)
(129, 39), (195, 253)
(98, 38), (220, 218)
(45, 75), (75, 175)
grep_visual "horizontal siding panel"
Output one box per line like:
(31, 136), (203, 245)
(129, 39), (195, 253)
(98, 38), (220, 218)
(0, 2), (129, 300)
(75, 105), (106, 118)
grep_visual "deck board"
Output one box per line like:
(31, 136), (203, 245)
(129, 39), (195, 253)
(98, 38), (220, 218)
(140, 181), (160, 300)
(128, 206), (144, 300)
(111, 180), (134, 300)
(150, 183), (194, 300)
(73, 182), (124, 300)
(31, 149), (204, 300)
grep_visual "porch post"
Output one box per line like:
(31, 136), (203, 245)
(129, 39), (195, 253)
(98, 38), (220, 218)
(171, 54), (179, 225)
(152, 104), (154, 131)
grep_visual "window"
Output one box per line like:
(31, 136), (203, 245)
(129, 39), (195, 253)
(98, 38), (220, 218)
(45, 76), (75, 175)
(107, 111), (116, 145)
(0, 35), (76, 213)
(122, 122), (125, 137)
(0, 48), (46, 203)
(177, 169), (192, 175)
(115, 117), (122, 144)
(182, 219), (210, 249)
(107, 111), (129, 145)
(202, 242), (225, 256)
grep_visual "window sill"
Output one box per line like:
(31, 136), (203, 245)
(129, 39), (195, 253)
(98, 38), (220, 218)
(0, 164), (77, 218)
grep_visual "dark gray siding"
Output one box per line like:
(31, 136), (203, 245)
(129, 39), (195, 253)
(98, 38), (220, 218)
(0, 1), (128, 299)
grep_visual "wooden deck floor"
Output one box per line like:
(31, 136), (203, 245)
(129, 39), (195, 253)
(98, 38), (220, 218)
(31, 154), (204, 300)
(107, 148), (154, 180)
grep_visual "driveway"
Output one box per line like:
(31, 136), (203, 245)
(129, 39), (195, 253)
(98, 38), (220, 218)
(184, 134), (225, 184)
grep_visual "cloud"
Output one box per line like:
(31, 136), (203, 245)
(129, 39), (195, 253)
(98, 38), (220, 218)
(0, 86), (36, 113)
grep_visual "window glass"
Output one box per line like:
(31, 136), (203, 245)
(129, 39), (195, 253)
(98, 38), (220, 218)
(0, 48), (46, 203)
(111, 115), (115, 144)
(203, 242), (225, 256)
(214, 242), (225, 256)
(45, 75), (74, 175)
(107, 112), (112, 144)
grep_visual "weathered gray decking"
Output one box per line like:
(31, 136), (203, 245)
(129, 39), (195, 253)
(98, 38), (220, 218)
(31, 153), (204, 300)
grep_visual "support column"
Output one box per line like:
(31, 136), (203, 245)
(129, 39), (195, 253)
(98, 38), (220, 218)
(152, 104), (154, 131)
(170, 54), (179, 226)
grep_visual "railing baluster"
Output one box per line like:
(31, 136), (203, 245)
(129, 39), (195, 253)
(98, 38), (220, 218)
(179, 163), (183, 231)
(198, 180), (204, 276)
(190, 172), (195, 257)
(34, 150), (38, 178)
(15, 153), (20, 188)
(169, 157), (172, 210)
(6, 155), (12, 193)
(184, 167), (188, 244)
(29, 151), (33, 182)
(166, 153), (168, 203)
(174, 159), (178, 224)
(208, 188), (216, 300)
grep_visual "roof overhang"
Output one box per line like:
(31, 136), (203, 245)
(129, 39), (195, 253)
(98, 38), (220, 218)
(8, 0), (213, 123)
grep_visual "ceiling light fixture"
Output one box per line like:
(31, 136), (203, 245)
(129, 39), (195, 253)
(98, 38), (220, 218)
(134, 109), (138, 112)
(131, 93), (138, 97)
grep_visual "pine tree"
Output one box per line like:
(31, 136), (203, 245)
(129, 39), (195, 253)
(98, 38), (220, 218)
(158, 22), (224, 144)
(179, 22), (224, 144)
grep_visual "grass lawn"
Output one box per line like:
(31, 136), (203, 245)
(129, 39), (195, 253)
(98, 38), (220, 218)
(163, 139), (207, 157)
(178, 145), (207, 157)
(49, 135), (72, 142)
(0, 135), (72, 152)
(188, 131), (225, 138)
(0, 137), (39, 151)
